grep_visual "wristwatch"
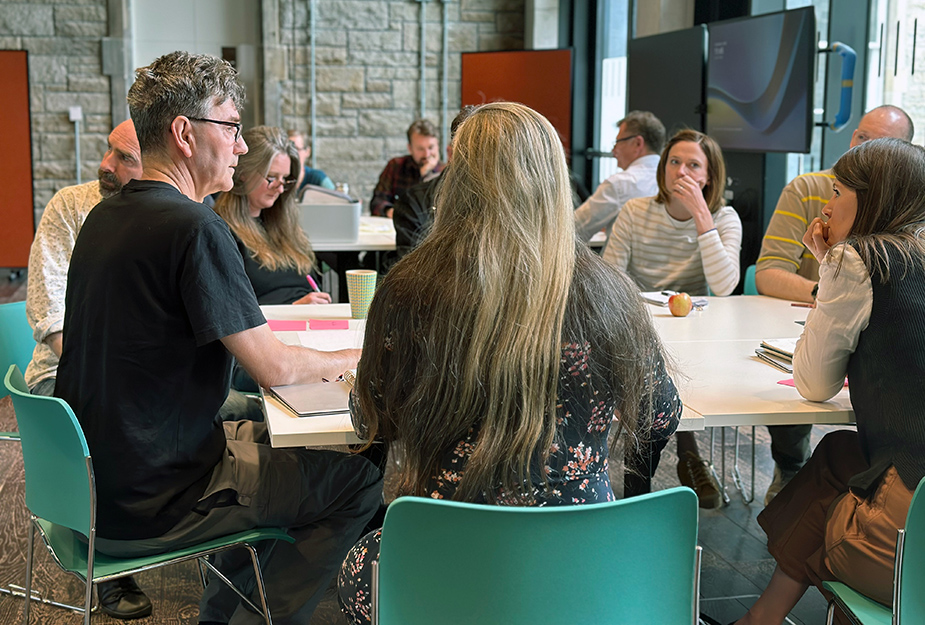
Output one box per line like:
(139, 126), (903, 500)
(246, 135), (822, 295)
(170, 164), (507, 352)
(811, 283), (819, 300)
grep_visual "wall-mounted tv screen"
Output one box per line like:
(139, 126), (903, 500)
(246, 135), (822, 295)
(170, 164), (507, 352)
(628, 25), (707, 137)
(706, 7), (815, 153)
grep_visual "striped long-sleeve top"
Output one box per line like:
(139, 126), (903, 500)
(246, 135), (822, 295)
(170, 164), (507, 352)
(601, 196), (743, 296)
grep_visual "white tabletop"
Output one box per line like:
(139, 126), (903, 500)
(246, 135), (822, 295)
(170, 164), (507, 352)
(310, 216), (396, 252)
(664, 339), (853, 428)
(310, 217), (606, 252)
(261, 304), (364, 447)
(652, 295), (854, 429)
(650, 295), (810, 342)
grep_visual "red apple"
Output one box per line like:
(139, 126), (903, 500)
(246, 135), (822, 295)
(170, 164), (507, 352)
(668, 292), (693, 317)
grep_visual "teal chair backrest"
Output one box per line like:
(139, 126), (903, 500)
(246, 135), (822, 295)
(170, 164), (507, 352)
(899, 478), (925, 620)
(0, 301), (36, 395)
(4, 365), (93, 536)
(377, 486), (699, 624)
(744, 265), (758, 295)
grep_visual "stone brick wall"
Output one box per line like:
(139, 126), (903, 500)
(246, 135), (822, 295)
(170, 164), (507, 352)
(3, 0), (525, 226)
(0, 1), (110, 222)
(270, 0), (526, 208)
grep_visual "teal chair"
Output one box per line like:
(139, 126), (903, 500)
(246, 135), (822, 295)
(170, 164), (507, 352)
(744, 264), (758, 295)
(0, 300), (34, 439)
(824, 477), (925, 624)
(4, 364), (293, 625)
(372, 487), (701, 625)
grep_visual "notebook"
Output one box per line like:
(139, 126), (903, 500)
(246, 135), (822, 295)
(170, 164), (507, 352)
(269, 381), (351, 417)
(759, 338), (798, 362)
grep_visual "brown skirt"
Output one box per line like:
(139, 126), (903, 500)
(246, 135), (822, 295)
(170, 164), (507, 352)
(758, 429), (914, 607)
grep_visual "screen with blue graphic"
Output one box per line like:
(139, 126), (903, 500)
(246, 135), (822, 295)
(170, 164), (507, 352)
(706, 7), (815, 153)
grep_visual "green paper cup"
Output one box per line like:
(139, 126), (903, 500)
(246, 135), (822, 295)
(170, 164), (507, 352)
(346, 269), (377, 319)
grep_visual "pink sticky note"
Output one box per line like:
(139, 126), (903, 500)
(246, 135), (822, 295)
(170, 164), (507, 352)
(309, 319), (350, 330)
(267, 319), (307, 331)
(778, 378), (848, 388)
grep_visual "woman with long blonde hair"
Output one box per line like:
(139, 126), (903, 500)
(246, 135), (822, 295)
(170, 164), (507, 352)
(337, 102), (682, 623)
(213, 125), (330, 305)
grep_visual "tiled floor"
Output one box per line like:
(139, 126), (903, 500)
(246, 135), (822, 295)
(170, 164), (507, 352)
(0, 273), (843, 624)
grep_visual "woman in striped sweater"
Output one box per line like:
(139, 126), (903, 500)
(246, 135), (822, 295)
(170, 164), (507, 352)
(603, 129), (743, 509)
(602, 128), (742, 296)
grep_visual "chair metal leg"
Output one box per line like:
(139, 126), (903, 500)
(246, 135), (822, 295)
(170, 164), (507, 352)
(23, 519), (34, 625)
(731, 426), (756, 504)
(201, 552), (268, 620)
(826, 600), (836, 624)
(371, 560), (379, 625)
(244, 544), (273, 625)
(197, 558), (209, 589)
(692, 546), (702, 625)
(707, 428), (732, 505)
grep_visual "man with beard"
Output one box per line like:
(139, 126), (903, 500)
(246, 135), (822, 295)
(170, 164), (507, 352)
(22, 119), (158, 620)
(369, 118), (443, 217)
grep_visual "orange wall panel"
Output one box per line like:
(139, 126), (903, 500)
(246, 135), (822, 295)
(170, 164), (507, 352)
(461, 49), (572, 155)
(0, 50), (34, 267)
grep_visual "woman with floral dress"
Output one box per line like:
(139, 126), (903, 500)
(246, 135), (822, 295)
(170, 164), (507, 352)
(337, 102), (682, 624)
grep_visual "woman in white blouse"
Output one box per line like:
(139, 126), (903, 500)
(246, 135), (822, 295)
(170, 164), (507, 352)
(602, 129), (742, 296)
(735, 138), (925, 624)
(603, 129), (743, 509)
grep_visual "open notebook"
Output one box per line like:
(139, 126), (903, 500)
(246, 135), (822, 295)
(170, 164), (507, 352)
(269, 369), (357, 417)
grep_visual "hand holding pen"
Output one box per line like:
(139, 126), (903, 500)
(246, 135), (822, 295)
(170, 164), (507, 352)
(291, 275), (332, 305)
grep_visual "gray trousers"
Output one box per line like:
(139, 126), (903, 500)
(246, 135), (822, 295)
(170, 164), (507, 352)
(768, 424), (812, 473)
(55, 409), (380, 624)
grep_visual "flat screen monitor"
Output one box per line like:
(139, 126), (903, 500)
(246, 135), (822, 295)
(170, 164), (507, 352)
(627, 25), (706, 136)
(706, 7), (815, 153)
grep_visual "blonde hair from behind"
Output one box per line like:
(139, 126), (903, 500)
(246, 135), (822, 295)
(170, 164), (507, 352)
(212, 125), (315, 274)
(357, 102), (576, 502)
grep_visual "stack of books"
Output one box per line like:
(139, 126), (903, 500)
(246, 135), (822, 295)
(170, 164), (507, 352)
(755, 338), (796, 374)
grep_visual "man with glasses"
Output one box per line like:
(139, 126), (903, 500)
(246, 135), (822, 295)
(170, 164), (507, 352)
(55, 51), (382, 624)
(574, 110), (666, 244)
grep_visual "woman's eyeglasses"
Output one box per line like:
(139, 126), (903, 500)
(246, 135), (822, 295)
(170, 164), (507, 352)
(265, 175), (298, 191)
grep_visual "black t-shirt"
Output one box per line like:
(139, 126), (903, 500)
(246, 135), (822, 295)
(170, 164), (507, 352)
(56, 180), (266, 540)
(233, 231), (314, 305)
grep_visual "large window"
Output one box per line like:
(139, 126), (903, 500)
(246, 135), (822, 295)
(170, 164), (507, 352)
(866, 0), (924, 141)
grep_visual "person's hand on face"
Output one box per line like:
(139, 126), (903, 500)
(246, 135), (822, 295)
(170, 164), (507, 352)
(409, 132), (440, 177)
(802, 217), (832, 263)
(803, 180), (858, 263)
(665, 141), (713, 233)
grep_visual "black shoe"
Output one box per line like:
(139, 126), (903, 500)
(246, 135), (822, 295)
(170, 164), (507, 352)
(97, 576), (153, 620)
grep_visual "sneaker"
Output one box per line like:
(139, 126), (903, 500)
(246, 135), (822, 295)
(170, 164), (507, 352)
(677, 451), (723, 509)
(764, 465), (798, 506)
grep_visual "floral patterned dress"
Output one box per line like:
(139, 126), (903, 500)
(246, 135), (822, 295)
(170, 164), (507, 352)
(337, 341), (681, 623)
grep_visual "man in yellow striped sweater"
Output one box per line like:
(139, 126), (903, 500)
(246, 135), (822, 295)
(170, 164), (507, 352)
(756, 106), (914, 303)
(755, 104), (914, 505)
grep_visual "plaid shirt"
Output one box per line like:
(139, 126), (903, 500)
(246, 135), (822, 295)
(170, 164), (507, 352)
(369, 155), (444, 216)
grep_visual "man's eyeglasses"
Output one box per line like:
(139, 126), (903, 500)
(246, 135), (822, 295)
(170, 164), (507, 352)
(188, 117), (243, 142)
(265, 175), (298, 191)
(613, 135), (640, 145)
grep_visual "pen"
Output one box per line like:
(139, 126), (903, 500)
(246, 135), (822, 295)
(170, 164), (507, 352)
(306, 275), (320, 292)
(790, 302), (813, 308)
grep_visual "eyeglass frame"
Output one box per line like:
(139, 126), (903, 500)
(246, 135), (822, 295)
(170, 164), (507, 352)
(612, 134), (641, 145)
(264, 174), (298, 191)
(188, 117), (243, 142)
